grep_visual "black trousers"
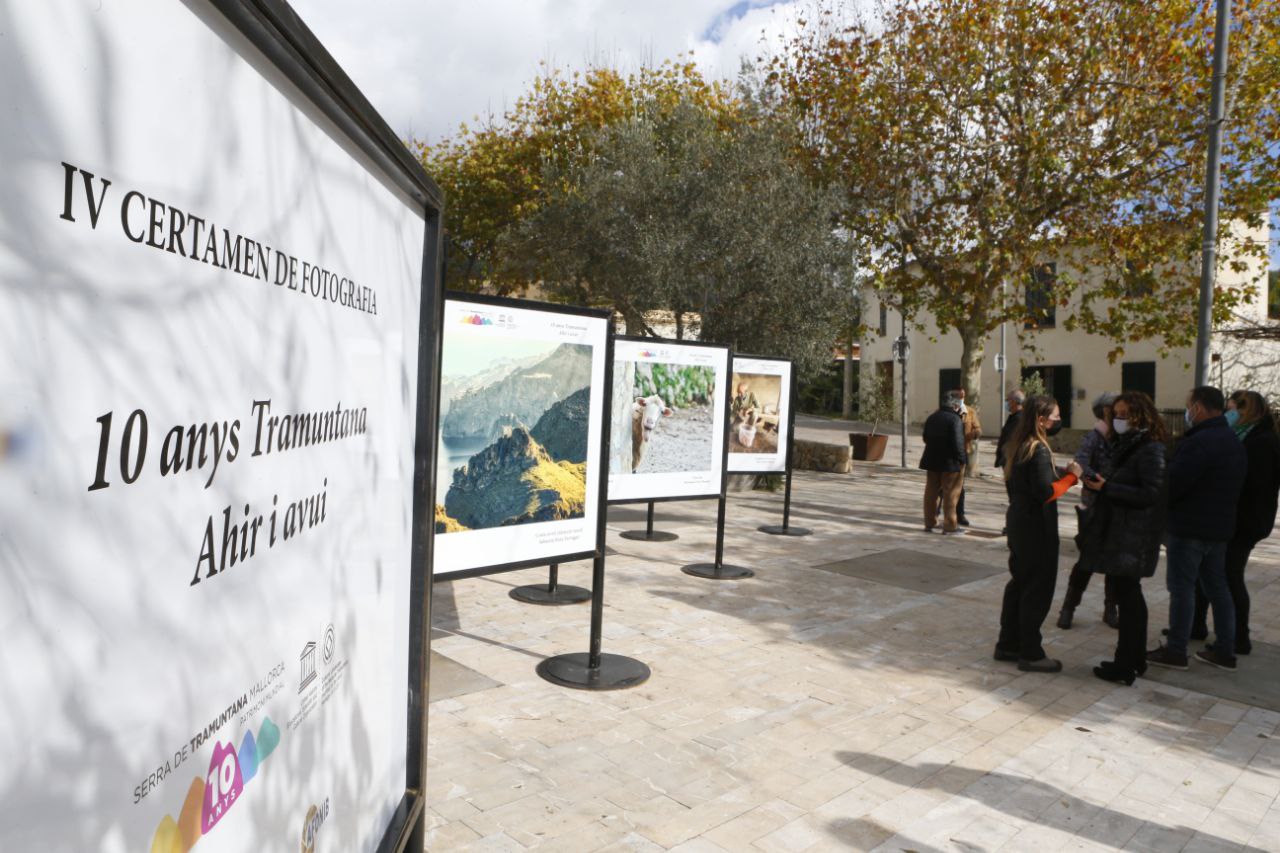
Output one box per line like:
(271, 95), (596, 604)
(1192, 538), (1254, 644)
(1065, 564), (1117, 605)
(1108, 576), (1148, 673)
(997, 530), (1059, 661)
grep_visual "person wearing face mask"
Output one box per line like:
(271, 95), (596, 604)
(1074, 392), (1168, 685)
(920, 391), (968, 534)
(1057, 392), (1120, 630)
(1189, 390), (1280, 655)
(994, 395), (1083, 672)
(1147, 386), (1247, 671)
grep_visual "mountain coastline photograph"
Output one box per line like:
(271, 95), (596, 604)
(435, 340), (593, 533)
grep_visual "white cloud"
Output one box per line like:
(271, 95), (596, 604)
(286, 0), (814, 143)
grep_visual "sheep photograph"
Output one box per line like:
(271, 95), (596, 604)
(729, 372), (783, 454)
(610, 360), (718, 476)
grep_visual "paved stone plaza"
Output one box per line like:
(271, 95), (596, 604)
(425, 430), (1280, 851)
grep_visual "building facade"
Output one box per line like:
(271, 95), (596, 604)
(860, 222), (1280, 435)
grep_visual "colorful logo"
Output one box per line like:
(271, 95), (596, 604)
(460, 313), (493, 325)
(149, 716), (282, 853)
(638, 350), (657, 358)
(301, 799), (330, 853)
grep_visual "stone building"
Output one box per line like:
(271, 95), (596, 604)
(859, 221), (1280, 434)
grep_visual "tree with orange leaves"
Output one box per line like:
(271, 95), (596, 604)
(773, 0), (1280, 414)
(415, 60), (736, 294)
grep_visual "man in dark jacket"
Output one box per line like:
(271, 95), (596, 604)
(994, 389), (1024, 469)
(920, 392), (968, 534)
(1148, 386), (1247, 671)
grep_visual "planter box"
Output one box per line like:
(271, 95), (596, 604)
(849, 432), (888, 462)
(794, 439), (852, 474)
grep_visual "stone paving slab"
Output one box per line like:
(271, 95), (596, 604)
(813, 547), (1004, 594)
(430, 649), (503, 703)
(1141, 642), (1280, 714)
(426, 463), (1280, 851)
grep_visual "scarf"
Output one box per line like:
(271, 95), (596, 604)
(1233, 421), (1256, 442)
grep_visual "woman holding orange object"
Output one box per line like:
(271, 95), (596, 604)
(994, 395), (1082, 672)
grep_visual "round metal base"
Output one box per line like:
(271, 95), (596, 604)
(509, 584), (591, 606)
(536, 652), (651, 691)
(681, 562), (754, 580)
(619, 529), (679, 542)
(758, 524), (812, 537)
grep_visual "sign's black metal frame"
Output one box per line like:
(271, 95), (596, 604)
(206, 3), (443, 851)
(606, 335), (733, 506)
(726, 354), (796, 476)
(432, 291), (614, 583)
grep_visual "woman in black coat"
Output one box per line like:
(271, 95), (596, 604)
(1193, 390), (1280, 654)
(1076, 391), (1168, 685)
(994, 395), (1082, 672)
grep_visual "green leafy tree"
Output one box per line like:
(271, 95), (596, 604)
(502, 93), (848, 375)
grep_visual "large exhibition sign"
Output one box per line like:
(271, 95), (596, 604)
(0, 3), (438, 851)
(726, 356), (794, 474)
(608, 338), (730, 502)
(433, 296), (610, 579)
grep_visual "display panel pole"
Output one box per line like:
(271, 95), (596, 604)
(683, 377), (753, 579)
(760, 362), (812, 537)
(620, 499), (679, 542)
(510, 562), (591, 606)
(538, 334), (651, 690)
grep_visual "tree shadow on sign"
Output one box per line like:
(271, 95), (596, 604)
(824, 751), (1270, 852)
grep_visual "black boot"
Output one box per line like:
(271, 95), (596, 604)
(1057, 586), (1083, 630)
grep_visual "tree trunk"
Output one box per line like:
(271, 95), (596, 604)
(959, 325), (985, 477)
(675, 310), (685, 340)
(841, 325), (855, 420)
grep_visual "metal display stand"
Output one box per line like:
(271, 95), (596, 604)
(682, 360), (755, 579)
(681, 491), (754, 579)
(538, 333), (651, 690)
(619, 500), (679, 542)
(759, 364), (812, 537)
(509, 563), (591, 605)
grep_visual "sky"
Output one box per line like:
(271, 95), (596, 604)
(288, 0), (812, 144)
(290, 0), (1278, 270)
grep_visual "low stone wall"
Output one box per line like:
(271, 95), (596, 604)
(793, 438), (852, 474)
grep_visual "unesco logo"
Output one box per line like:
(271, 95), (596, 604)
(323, 624), (336, 664)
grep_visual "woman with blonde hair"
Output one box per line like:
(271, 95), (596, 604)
(994, 395), (1082, 672)
(1191, 390), (1280, 654)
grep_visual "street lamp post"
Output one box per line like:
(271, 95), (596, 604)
(1194, 0), (1231, 386)
(998, 280), (1008, 421)
(893, 322), (910, 468)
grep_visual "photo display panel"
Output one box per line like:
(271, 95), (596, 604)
(0, 3), (432, 851)
(727, 357), (794, 473)
(608, 339), (729, 501)
(433, 298), (609, 578)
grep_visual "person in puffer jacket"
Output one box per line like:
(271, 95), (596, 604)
(1075, 392), (1167, 685)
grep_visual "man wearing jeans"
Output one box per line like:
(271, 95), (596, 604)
(1148, 386), (1247, 671)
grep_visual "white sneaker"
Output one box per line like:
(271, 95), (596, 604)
(943, 528), (968, 536)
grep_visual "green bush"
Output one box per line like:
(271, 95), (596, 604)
(635, 363), (715, 409)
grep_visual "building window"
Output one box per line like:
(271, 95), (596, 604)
(1124, 261), (1155, 298)
(1025, 263), (1057, 329)
(877, 301), (888, 336)
(1121, 362), (1156, 400)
